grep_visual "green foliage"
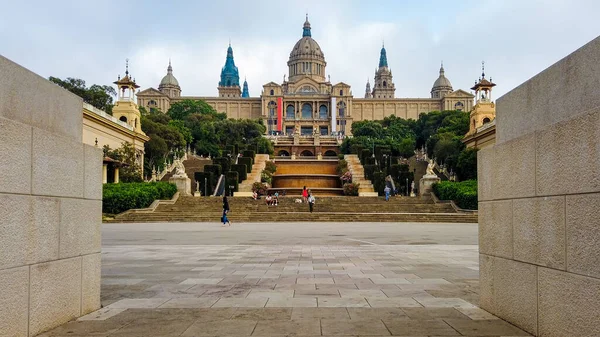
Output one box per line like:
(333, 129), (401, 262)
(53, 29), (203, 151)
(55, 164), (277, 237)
(389, 164), (414, 195)
(238, 157), (253, 173)
(456, 148), (478, 181)
(252, 182), (268, 195)
(225, 171), (239, 195)
(168, 120), (193, 145)
(231, 164), (247, 182)
(360, 149), (372, 164)
(432, 180), (478, 210)
(363, 164), (377, 181)
(336, 159), (348, 176)
(343, 182), (360, 196)
(168, 99), (223, 121)
(255, 136), (274, 155)
(141, 112), (187, 172)
(212, 157), (232, 175)
(102, 143), (143, 182)
(242, 150), (256, 159)
(372, 171), (386, 196)
(102, 182), (176, 214)
(49, 76), (116, 114)
(413, 110), (469, 148)
(261, 171), (273, 184)
(264, 161), (277, 174)
(194, 172), (214, 196)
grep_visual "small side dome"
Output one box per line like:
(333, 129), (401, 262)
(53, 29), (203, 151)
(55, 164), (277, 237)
(432, 63), (453, 91)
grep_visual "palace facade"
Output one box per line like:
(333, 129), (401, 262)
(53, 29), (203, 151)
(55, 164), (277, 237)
(137, 16), (475, 136)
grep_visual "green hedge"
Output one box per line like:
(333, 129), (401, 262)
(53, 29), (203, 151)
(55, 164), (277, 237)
(360, 149), (372, 164)
(194, 172), (215, 196)
(372, 171), (386, 196)
(231, 164), (247, 182)
(102, 182), (177, 214)
(203, 164), (222, 187)
(225, 171), (239, 196)
(242, 150), (255, 159)
(238, 157), (253, 173)
(212, 157), (231, 175)
(432, 180), (478, 210)
(364, 156), (376, 166)
(363, 164), (377, 181)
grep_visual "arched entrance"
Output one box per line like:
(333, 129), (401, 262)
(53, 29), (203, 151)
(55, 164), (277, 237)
(324, 150), (338, 157)
(277, 150), (290, 156)
(300, 150), (314, 157)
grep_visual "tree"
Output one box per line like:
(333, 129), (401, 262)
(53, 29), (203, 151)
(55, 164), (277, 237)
(103, 143), (143, 182)
(456, 148), (478, 181)
(49, 76), (117, 114)
(167, 99), (224, 120)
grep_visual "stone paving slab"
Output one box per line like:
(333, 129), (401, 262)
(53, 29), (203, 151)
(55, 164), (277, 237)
(40, 233), (530, 336)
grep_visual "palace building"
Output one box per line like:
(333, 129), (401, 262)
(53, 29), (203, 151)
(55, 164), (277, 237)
(137, 15), (475, 136)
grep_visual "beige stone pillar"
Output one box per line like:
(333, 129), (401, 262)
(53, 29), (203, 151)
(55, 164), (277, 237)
(114, 167), (119, 183)
(478, 36), (600, 336)
(0, 55), (102, 336)
(102, 164), (108, 184)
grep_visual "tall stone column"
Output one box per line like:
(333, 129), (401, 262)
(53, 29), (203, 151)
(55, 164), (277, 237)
(0, 56), (102, 336)
(478, 36), (600, 336)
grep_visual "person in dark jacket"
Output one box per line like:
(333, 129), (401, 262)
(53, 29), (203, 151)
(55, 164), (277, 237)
(222, 196), (231, 226)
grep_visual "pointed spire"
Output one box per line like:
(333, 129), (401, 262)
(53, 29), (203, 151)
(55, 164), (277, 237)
(481, 60), (485, 78)
(167, 59), (173, 73)
(242, 77), (249, 98)
(378, 45), (388, 68)
(303, 14), (312, 37)
(440, 61), (445, 74)
(125, 58), (129, 76)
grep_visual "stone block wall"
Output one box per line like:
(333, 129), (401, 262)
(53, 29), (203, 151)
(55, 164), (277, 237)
(0, 56), (102, 336)
(478, 36), (600, 336)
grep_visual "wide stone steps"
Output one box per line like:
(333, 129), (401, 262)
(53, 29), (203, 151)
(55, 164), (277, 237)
(111, 196), (477, 223)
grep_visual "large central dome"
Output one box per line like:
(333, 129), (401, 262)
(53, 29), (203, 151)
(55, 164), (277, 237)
(287, 15), (327, 83)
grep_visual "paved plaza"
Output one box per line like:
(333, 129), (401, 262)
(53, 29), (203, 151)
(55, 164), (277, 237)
(40, 222), (530, 336)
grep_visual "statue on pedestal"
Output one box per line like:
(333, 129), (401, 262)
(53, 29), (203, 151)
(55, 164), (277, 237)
(425, 159), (436, 176)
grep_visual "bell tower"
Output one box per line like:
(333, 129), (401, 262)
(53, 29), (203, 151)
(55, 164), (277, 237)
(467, 61), (496, 135)
(371, 43), (396, 99)
(112, 59), (144, 134)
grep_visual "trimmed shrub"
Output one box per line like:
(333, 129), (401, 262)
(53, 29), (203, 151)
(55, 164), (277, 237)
(203, 164), (222, 187)
(212, 157), (232, 174)
(194, 171), (215, 196)
(336, 159), (348, 176)
(225, 145), (235, 155)
(234, 144), (240, 155)
(343, 182), (360, 196)
(225, 171), (239, 196)
(432, 180), (478, 210)
(261, 171), (273, 184)
(242, 150), (255, 159)
(102, 182), (177, 214)
(360, 149), (372, 164)
(231, 164), (247, 182)
(372, 171), (386, 196)
(364, 156), (376, 166)
(338, 153), (345, 160)
(364, 164), (377, 181)
(238, 157), (253, 173)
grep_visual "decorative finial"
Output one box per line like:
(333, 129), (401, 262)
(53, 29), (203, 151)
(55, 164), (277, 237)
(94, 138), (98, 147)
(482, 61), (485, 78)
(229, 38), (231, 47)
(125, 58), (129, 76)
(169, 58), (171, 66)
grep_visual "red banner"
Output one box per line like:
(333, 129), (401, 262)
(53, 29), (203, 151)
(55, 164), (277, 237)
(277, 97), (283, 132)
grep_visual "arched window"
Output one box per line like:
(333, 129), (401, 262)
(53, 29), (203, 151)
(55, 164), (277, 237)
(134, 119), (137, 128)
(301, 103), (312, 119)
(119, 116), (127, 123)
(270, 89), (274, 95)
(226, 79), (231, 86)
(383, 81), (387, 87)
(286, 105), (295, 119)
(483, 117), (491, 124)
(339, 89), (343, 96)
(319, 105), (328, 119)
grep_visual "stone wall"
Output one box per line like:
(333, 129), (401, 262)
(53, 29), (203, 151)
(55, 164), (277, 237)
(0, 55), (102, 336)
(478, 36), (600, 336)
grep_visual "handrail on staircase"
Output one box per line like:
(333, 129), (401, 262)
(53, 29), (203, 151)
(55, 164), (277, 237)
(213, 174), (225, 197)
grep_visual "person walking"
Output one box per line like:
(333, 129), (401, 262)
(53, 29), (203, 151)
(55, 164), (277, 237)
(222, 196), (231, 226)
(302, 186), (308, 203)
(384, 185), (391, 201)
(307, 193), (315, 213)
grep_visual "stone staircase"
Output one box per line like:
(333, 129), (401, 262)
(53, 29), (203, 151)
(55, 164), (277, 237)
(238, 154), (269, 194)
(344, 154), (377, 196)
(111, 196), (478, 223)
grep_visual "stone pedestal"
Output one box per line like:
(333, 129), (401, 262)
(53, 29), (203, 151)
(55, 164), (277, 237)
(169, 175), (191, 196)
(419, 175), (440, 197)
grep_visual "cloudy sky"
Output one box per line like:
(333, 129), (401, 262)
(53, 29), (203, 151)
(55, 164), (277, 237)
(2, 0), (599, 99)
